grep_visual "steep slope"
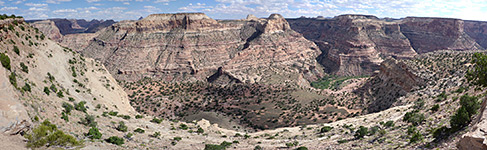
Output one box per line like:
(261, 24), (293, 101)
(464, 20), (487, 49)
(82, 13), (323, 85)
(400, 17), (482, 53)
(288, 14), (417, 76)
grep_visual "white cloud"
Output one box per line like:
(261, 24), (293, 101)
(53, 9), (77, 13)
(0, 6), (18, 11)
(29, 7), (48, 11)
(123, 2), (129, 5)
(86, 0), (101, 2)
(45, 0), (71, 4)
(25, 3), (48, 7)
(154, 0), (173, 3)
(0, 0), (4, 6)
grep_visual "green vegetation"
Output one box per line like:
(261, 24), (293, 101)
(450, 94), (480, 130)
(311, 75), (368, 90)
(0, 14), (23, 20)
(116, 121), (128, 132)
(22, 83), (31, 92)
(466, 53), (487, 87)
(62, 102), (73, 114)
(295, 147), (309, 150)
(150, 117), (163, 124)
(134, 128), (145, 133)
(204, 141), (233, 150)
(74, 101), (87, 113)
(13, 46), (19, 55)
(0, 53), (11, 70)
(431, 104), (440, 112)
(135, 114), (143, 119)
(179, 123), (189, 130)
(150, 132), (160, 138)
(43, 87), (50, 95)
(197, 127), (204, 134)
(24, 120), (81, 148)
(9, 72), (17, 88)
(86, 127), (102, 139)
(57, 91), (64, 98)
(108, 111), (118, 116)
(403, 111), (425, 126)
(354, 126), (368, 139)
(286, 141), (299, 148)
(320, 126), (333, 133)
(105, 136), (124, 146)
(79, 114), (97, 127)
(20, 62), (28, 73)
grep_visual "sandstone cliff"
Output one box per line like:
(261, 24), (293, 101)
(82, 13), (324, 84)
(288, 14), (417, 76)
(400, 17), (482, 53)
(464, 20), (487, 49)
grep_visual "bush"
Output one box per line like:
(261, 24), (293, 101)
(116, 121), (128, 132)
(13, 46), (19, 55)
(150, 117), (163, 124)
(57, 91), (64, 98)
(320, 126), (333, 133)
(62, 102), (73, 114)
(22, 83), (31, 92)
(86, 127), (102, 139)
(105, 136), (124, 146)
(9, 72), (16, 88)
(431, 104), (440, 112)
(74, 101), (87, 113)
(383, 120), (394, 128)
(43, 87), (50, 95)
(20, 62), (28, 73)
(354, 126), (368, 139)
(150, 132), (160, 138)
(0, 53), (11, 70)
(403, 111), (425, 126)
(197, 127), (204, 134)
(24, 120), (81, 148)
(466, 53), (487, 87)
(135, 114), (143, 119)
(179, 123), (188, 130)
(295, 147), (308, 150)
(204, 141), (233, 150)
(450, 94), (480, 129)
(79, 114), (97, 127)
(134, 128), (145, 133)
(61, 112), (69, 122)
(108, 111), (118, 116)
(410, 131), (423, 143)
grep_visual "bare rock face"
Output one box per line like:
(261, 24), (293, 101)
(288, 14), (417, 76)
(400, 17), (482, 53)
(82, 13), (323, 84)
(28, 19), (115, 44)
(356, 57), (425, 112)
(458, 98), (487, 150)
(464, 20), (487, 49)
(29, 20), (63, 42)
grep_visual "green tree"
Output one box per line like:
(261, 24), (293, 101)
(0, 53), (11, 70)
(354, 126), (368, 139)
(86, 127), (102, 139)
(466, 53), (487, 87)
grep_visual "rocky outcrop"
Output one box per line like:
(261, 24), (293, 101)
(464, 20), (487, 49)
(458, 98), (487, 150)
(356, 57), (425, 112)
(400, 17), (482, 53)
(29, 20), (63, 42)
(82, 13), (323, 84)
(288, 14), (417, 76)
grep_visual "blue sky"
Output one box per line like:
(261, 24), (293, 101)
(1, 0), (487, 21)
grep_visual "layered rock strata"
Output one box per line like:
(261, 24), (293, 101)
(82, 13), (323, 84)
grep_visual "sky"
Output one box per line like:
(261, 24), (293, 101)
(1, 0), (487, 21)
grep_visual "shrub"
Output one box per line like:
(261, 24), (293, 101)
(22, 83), (31, 92)
(354, 126), (368, 139)
(0, 53), (11, 70)
(431, 104), (440, 112)
(295, 147), (308, 150)
(57, 91), (64, 98)
(403, 111), (425, 126)
(150, 117), (163, 124)
(173, 137), (182, 141)
(9, 72), (16, 87)
(204, 141), (232, 150)
(24, 120), (81, 148)
(383, 120), (394, 128)
(320, 126), (333, 133)
(254, 145), (263, 150)
(105, 136), (124, 146)
(179, 123), (188, 130)
(13, 46), (19, 55)
(134, 128), (145, 133)
(79, 114), (97, 127)
(197, 127), (204, 134)
(61, 112), (69, 122)
(116, 121), (128, 132)
(62, 102), (74, 114)
(74, 101), (87, 113)
(450, 94), (480, 129)
(43, 87), (50, 95)
(86, 127), (102, 139)
(20, 62), (28, 73)
(108, 111), (118, 116)
(135, 114), (143, 119)
(150, 132), (160, 138)
(410, 131), (423, 143)
(466, 53), (487, 87)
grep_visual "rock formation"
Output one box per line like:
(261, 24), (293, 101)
(288, 14), (417, 76)
(464, 20), (487, 49)
(400, 17), (482, 53)
(82, 13), (323, 84)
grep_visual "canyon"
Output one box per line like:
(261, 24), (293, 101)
(0, 12), (486, 149)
